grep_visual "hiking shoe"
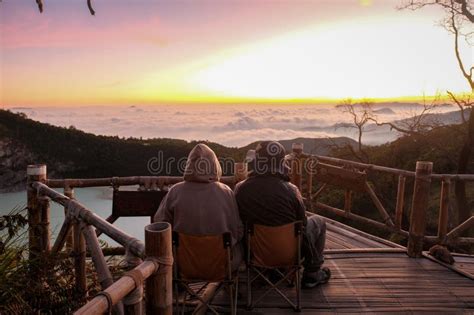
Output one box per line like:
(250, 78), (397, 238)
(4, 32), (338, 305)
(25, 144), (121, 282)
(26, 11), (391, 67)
(302, 267), (331, 289)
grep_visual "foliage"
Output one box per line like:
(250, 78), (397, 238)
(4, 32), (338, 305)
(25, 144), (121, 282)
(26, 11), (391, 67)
(0, 207), (128, 314)
(0, 109), (242, 180)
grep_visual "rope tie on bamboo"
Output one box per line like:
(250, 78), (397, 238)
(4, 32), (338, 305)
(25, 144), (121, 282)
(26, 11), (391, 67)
(111, 177), (119, 191)
(123, 269), (144, 304)
(96, 290), (114, 314)
(147, 256), (174, 274)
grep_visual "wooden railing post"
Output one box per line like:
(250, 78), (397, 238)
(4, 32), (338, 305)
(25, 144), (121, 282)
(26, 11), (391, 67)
(74, 221), (87, 301)
(438, 179), (451, 242)
(64, 186), (75, 251)
(145, 222), (173, 315)
(395, 175), (406, 229)
(407, 161), (433, 258)
(27, 164), (50, 258)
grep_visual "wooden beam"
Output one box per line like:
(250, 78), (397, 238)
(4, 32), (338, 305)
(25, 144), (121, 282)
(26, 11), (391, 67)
(32, 182), (146, 258)
(27, 164), (48, 259)
(407, 161), (433, 258)
(64, 186), (75, 250)
(73, 220), (87, 301)
(46, 176), (235, 189)
(74, 260), (158, 315)
(145, 222), (173, 315)
(365, 182), (394, 227)
(82, 223), (124, 314)
(438, 179), (451, 242)
(51, 216), (73, 254)
(314, 202), (408, 238)
(395, 175), (406, 229)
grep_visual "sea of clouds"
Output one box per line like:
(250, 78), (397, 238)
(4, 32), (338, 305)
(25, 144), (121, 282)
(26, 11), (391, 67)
(8, 103), (456, 147)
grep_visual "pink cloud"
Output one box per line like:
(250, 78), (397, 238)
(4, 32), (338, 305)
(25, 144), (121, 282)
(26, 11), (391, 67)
(0, 10), (166, 49)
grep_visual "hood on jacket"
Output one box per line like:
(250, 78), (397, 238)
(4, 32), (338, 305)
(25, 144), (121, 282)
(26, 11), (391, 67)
(183, 143), (222, 183)
(253, 141), (290, 178)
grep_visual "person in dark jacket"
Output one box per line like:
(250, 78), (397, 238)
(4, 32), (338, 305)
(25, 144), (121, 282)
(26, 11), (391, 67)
(235, 141), (330, 288)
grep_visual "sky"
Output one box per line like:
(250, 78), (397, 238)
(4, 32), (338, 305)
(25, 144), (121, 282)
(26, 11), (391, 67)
(0, 0), (472, 107)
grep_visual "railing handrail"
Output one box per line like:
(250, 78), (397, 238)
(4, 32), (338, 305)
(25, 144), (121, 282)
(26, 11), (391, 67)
(32, 181), (145, 258)
(46, 175), (236, 189)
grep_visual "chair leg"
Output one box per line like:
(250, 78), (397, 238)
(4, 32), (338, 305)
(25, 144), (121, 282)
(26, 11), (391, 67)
(295, 267), (301, 312)
(181, 291), (187, 315)
(234, 278), (239, 315)
(228, 282), (234, 315)
(247, 265), (252, 310)
(174, 281), (180, 315)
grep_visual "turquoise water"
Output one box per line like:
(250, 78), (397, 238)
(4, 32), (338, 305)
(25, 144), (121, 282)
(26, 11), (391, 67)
(0, 188), (150, 246)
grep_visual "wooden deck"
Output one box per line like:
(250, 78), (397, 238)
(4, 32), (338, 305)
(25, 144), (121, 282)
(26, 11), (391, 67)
(206, 218), (474, 314)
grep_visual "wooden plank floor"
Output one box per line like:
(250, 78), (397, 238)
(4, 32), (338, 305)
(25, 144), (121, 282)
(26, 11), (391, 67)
(324, 217), (402, 250)
(199, 219), (474, 313)
(224, 252), (474, 313)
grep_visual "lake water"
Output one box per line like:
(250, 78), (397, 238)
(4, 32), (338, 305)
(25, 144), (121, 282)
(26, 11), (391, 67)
(1, 187), (150, 246)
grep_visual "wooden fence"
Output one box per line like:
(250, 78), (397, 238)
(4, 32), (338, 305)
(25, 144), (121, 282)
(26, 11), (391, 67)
(25, 152), (474, 313)
(286, 148), (474, 257)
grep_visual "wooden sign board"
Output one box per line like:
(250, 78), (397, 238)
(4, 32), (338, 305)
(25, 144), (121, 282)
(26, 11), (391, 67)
(112, 190), (168, 217)
(314, 162), (367, 192)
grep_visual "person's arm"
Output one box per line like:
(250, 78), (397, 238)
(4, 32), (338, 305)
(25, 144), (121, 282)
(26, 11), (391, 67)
(153, 190), (174, 225)
(234, 182), (248, 225)
(226, 188), (244, 243)
(292, 184), (307, 226)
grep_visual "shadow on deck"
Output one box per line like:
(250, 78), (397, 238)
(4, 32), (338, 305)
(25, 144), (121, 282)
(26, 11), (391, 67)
(205, 217), (474, 314)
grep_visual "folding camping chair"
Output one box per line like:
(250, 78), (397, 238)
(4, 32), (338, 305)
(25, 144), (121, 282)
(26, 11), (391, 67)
(172, 231), (239, 315)
(246, 221), (304, 312)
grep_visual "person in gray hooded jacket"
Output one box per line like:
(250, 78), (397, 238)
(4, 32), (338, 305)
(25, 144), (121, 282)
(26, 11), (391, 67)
(154, 143), (243, 269)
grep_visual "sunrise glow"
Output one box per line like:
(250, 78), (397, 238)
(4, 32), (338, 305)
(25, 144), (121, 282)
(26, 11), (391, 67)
(0, 0), (472, 106)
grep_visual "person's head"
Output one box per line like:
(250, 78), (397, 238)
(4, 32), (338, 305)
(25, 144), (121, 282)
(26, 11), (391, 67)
(184, 143), (222, 183)
(253, 141), (289, 177)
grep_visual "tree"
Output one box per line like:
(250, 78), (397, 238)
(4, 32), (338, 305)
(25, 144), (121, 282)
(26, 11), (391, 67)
(338, 99), (373, 163)
(402, 0), (474, 223)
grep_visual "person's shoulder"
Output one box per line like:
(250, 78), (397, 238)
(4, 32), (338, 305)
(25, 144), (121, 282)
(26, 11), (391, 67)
(234, 177), (256, 193)
(167, 181), (185, 194)
(283, 181), (300, 195)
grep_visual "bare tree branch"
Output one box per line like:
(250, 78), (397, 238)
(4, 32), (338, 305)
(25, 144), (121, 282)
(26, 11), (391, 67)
(455, 0), (474, 23)
(451, 3), (474, 90)
(87, 0), (95, 16)
(36, 0), (43, 13)
(339, 99), (373, 163)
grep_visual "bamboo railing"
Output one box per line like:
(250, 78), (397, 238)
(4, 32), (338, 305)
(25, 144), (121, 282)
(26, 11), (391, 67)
(25, 152), (474, 313)
(27, 165), (174, 315)
(285, 145), (474, 257)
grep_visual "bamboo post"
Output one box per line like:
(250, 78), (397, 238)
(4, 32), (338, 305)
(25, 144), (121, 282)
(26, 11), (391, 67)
(407, 161), (433, 258)
(74, 260), (158, 315)
(74, 221), (87, 300)
(27, 164), (49, 258)
(344, 190), (352, 213)
(395, 175), (406, 229)
(64, 186), (75, 251)
(123, 247), (144, 315)
(438, 179), (451, 242)
(145, 222), (173, 315)
(82, 224), (124, 315)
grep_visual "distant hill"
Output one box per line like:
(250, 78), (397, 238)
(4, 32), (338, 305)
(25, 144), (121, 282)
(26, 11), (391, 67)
(242, 137), (357, 155)
(0, 110), (356, 192)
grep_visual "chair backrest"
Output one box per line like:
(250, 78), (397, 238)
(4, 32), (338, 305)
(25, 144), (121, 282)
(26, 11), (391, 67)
(173, 232), (232, 281)
(248, 221), (303, 268)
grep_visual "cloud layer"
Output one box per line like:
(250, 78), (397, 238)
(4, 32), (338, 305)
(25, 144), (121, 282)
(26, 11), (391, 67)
(9, 103), (454, 147)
